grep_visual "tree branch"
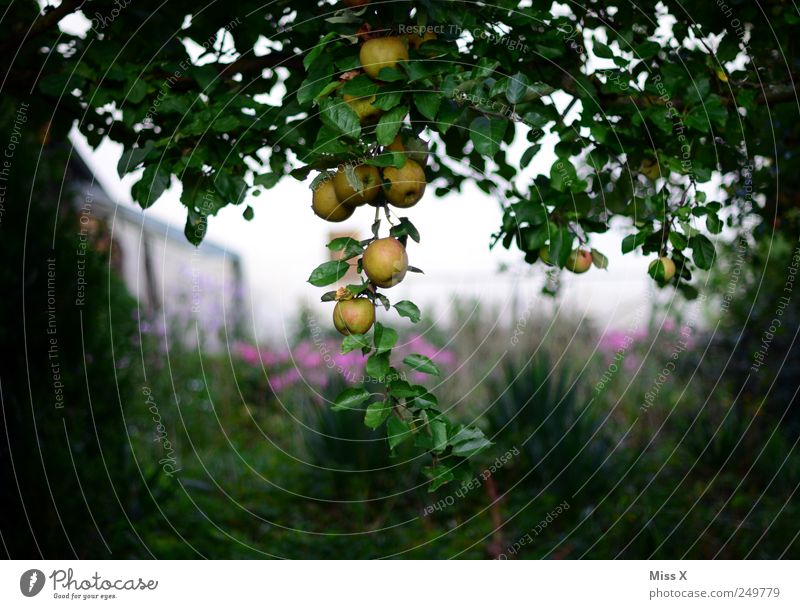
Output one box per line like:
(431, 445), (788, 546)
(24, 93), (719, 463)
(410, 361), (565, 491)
(551, 63), (800, 112)
(164, 51), (302, 92)
(218, 52), (302, 78)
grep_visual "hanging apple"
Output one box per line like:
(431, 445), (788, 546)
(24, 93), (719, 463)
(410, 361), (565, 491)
(566, 248), (593, 273)
(311, 180), (354, 222)
(359, 37), (409, 79)
(333, 165), (381, 206)
(363, 237), (409, 288)
(382, 159), (426, 208)
(333, 297), (376, 335)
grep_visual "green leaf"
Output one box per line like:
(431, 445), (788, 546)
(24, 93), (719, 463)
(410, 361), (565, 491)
(436, 101), (463, 133)
(635, 41), (661, 59)
(430, 419), (448, 454)
(593, 40), (614, 59)
(394, 300), (421, 323)
(678, 282), (700, 300)
(389, 217), (420, 243)
(403, 354), (441, 376)
(184, 208), (207, 246)
(366, 151), (406, 168)
(117, 140), (154, 177)
(314, 81), (342, 101)
(297, 56), (333, 106)
(214, 171), (247, 205)
(706, 213), (723, 234)
(505, 72), (530, 104)
(387, 416), (413, 451)
(622, 231), (650, 254)
(331, 387), (371, 412)
(341, 333), (370, 354)
(590, 248), (609, 270)
(388, 379), (423, 399)
(372, 90), (404, 110)
(548, 226), (574, 266)
(341, 75), (380, 97)
(364, 399), (392, 429)
(212, 115), (239, 132)
(375, 292), (391, 311)
(254, 172), (281, 189)
(523, 82), (554, 102)
(131, 164), (170, 209)
(307, 260), (350, 286)
(689, 234), (715, 270)
(414, 92), (442, 120)
(127, 78), (148, 103)
(366, 352), (391, 379)
(304, 32), (338, 69)
(310, 125), (349, 155)
(550, 158), (578, 193)
(376, 106), (408, 146)
(188, 66), (219, 91)
(39, 72), (84, 97)
(373, 322), (398, 354)
(521, 144), (540, 167)
(669, 231), (688, 250)
(685, 95), (728, 130)
(376, 67), (406, 82)
(319, 98), (361, 139)
(449, 426), (492, 458)
(422, 464), (454, 491)
(327, 236), (363, 259)
(413, 392), (438, 410)
(469, 116), (506, 157)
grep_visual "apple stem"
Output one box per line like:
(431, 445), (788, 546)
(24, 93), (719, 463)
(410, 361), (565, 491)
(382, 204), (396, 225)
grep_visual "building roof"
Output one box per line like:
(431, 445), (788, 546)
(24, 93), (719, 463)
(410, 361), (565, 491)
(69, 150), (239, 261)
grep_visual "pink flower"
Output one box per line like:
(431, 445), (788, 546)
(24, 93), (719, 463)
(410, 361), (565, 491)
(235, 342), (260, 365)
(271, 368), (301, 392)
(403, 334), (456, 368)
(599, 330), (631, 354)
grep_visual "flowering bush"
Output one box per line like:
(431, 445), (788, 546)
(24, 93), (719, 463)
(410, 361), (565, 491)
(231, 332), (456, 404)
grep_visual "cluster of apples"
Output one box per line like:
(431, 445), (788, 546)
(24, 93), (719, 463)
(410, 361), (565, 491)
(333, 236), (409, 335)
(311, 26), (430, 224)
(317, 22), (434, 335)
(544, 245), (677, 284)
(311, 137), (428, 224)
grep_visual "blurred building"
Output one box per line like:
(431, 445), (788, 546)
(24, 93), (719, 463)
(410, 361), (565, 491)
(68, 152), (247, 347)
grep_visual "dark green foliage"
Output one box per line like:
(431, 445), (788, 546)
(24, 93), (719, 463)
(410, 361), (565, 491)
(0, 144), (147, 558)
(3, 1), (796, 289)
(486, 357), (624, 499)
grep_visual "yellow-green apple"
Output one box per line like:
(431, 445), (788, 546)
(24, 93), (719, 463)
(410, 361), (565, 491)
(363, 237), (409, 288)
(359, 37), (408, 79)
(333, 165), (381, 206)
(566, 248), (593, 273)
(333, 298), (375, 335)
(312, 180), (354, 222)
(382, 159), (426, 208)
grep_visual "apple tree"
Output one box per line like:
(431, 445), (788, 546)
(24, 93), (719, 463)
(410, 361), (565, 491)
(4, 0), (797, 489)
